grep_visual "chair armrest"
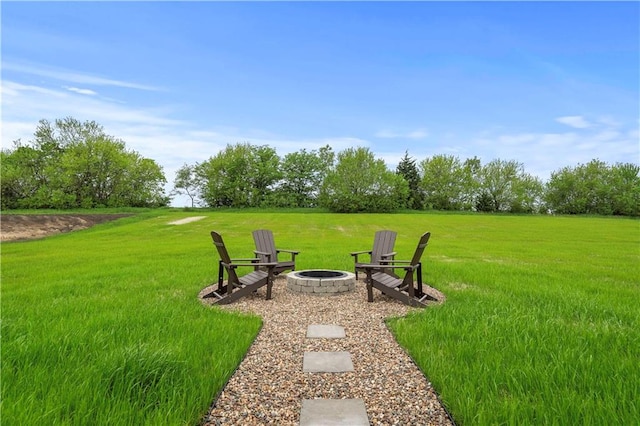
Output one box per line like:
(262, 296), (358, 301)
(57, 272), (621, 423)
(276, 248), (299, 261)
(385, 259), (411, 264)
(358, 263), (418, 271)
(350, 250), (372, 256)
(253, 251), (272, 262)
(380, 251), (397, 258)
(224, 261), (278, 268)
(229, 257), (261, 262)
(276, 248), (299, 254)
(251, 262), (278, 268)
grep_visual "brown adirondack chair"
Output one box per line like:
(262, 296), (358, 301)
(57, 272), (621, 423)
(351, 230), (397, 280)
(202, 231), (277, 305)
(359, 232), (436, 307)
(252, 229), (299, 275)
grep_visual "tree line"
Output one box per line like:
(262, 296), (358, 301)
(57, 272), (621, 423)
(174, 142), (639, 216)
(1, 118), (168, 209)
(2, 117), (638, 216)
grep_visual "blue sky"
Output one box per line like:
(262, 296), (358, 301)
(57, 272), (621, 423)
(2, 1), (638, 206)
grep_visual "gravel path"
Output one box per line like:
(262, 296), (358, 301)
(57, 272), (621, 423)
(199, 276), (454, 426)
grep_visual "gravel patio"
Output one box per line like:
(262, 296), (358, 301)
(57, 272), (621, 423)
(198, 275), (453, 425)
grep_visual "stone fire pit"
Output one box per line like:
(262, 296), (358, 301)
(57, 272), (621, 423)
(286, 270), (356, 295)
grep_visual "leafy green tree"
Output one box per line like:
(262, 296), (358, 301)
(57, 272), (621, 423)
(0, 117), (168, 209)
(463, 156), (482, 207)
(476, 159), (519, 212)
(420, 154), (473, 210)
(396, 151), (424, 210)
(271, 145), (334, 207)
(122, 156), (169, 207)
(56, 136), (129, 208)
(317, 144), (336, 172)
(251, 145), (282, 207)
(545, 165), (578, 214)
(546, 160), (609, 214)
(545, 159), (639, 216)
(509, 173), (545, 213)
(474, 159), (543, 213)
(34, 117), (104, 149)
(1, 142), (46, 209)
(319, 147), (408, 213)
(172, 164), (200, 207)
(610, 163), (640, 216)
(475, 191), (494, 213)
(582, 159), (614, 215)
(196, 144), (251, 207)
(195, 143), (281, 208)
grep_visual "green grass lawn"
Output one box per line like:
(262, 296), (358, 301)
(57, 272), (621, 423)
(2, 210), (638, 424)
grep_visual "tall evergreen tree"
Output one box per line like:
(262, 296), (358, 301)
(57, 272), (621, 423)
(396, 151), (424, 210)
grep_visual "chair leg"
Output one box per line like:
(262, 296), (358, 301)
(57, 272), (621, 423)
(353, 253), (360, 280)
(407, 271), (415, 298)
(365, 270), (374, 302)
(265, 272), (274, 300)
(218, 260), (225, 292)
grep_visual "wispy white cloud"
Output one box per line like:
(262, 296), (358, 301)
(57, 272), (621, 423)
(2, 81), (181, 135)
(3, 62), (161, 91)
(555, 115), (591, 129)
(374, 128), (429, 139)
(596, 116), (622, 128)
(469, 124), (638, 180)
(407, 130), (429, 139)
(64, 86), (98, 96)
(593, 130), (621, 141)
(376, 115), (638, 180)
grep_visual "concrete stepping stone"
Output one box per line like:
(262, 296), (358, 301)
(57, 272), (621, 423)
(300, 398), (369, 425)
(303, 351), (354, 373)
(306, 324), (346, 339)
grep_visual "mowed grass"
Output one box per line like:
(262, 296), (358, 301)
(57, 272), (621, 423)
(1, 210), (638, 424)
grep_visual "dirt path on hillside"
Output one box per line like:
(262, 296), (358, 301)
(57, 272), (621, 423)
(0, 214), (133, 242)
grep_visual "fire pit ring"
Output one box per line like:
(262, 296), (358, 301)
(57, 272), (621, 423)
(286, 269), (356, 295)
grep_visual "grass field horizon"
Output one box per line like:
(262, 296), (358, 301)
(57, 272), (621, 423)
(2, 210), (638, 424)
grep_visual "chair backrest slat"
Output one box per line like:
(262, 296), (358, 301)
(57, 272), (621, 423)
(409, 232), (431, 265)
(253, 229), (278, 263)
(211, 231), (239, 282)
(402, 232), (431, 284)
(371, 230), (397, 263)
